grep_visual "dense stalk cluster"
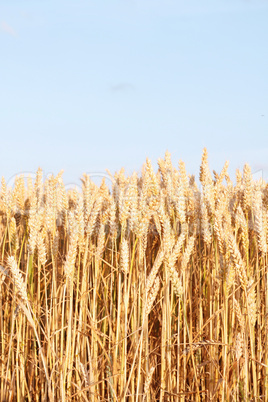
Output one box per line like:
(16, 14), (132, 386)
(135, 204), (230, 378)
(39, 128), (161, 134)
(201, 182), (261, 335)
(0, 149), (268, 400)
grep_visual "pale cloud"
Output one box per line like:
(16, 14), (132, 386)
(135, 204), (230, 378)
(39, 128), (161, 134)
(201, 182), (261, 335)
(1, 21), (17, 37)
(110, 83), (135, 92)
(20, 11), (33, 21)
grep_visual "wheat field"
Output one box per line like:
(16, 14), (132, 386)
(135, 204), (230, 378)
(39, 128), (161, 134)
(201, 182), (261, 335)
(0, 149), (267, 401)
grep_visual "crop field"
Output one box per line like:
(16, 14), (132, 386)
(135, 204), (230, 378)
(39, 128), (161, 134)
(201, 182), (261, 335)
(0, 149), (268, 401)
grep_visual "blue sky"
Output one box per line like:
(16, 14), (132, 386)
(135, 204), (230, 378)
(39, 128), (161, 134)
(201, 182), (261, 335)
(1, 0), (268, 187)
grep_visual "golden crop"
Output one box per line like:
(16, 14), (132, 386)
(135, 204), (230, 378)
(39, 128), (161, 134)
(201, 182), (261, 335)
(0, 149), (267, 401)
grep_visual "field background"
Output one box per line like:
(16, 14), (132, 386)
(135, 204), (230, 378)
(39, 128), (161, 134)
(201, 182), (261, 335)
(0, 149), (267, 401)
